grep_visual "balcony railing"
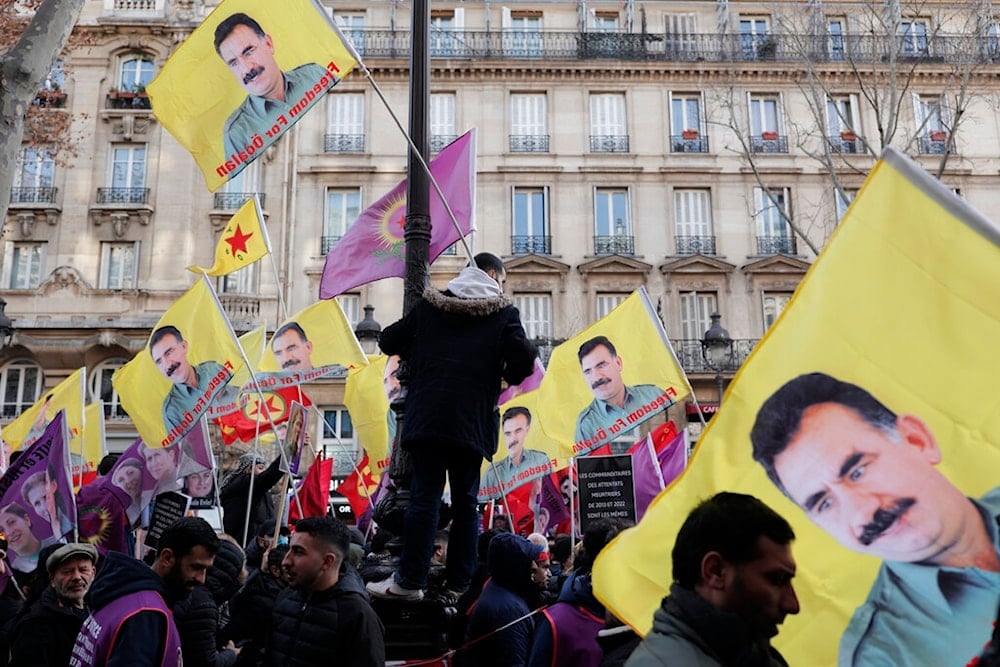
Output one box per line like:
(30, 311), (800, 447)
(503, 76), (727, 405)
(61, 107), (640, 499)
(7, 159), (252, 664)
(590, 135), (629, 153)
(10, 187), (57, 204)
(830, 134), (862, 154)
(219, 295), (260, 325)
(919, 135), (948, 154)
(756, 235), (797, 255)
(213, 192), (265, 211)
(670, 134), (709, 153)
(430, 134), (458, 153)
(32, 91), (67, 109)
(675, 235), (717, 255)
(105, 93), (151, 110)
(324, 134), (365, 153)
(511, 235), (551, 255)
(509, 135), (550, 152)
(336, 29), (1000, 66)
(673, 339), (759, 374)
(750, 134), (789, 154)
(321, 235), (342, 255)
(594, 234), (634, 255)
(96, 187), (149, 205)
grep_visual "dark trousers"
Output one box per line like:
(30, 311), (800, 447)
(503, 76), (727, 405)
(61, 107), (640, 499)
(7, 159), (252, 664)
(397, 444), (482, 591)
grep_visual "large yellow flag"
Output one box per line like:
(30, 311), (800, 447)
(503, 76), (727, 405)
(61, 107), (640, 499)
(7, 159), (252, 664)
(113, 277), (243, 448)
(147, 0), (358, 191)
(188, 196), (269, 276)
(593, 148), (1000, 666)
(343, 355), (394, 479)
(3, 367), (85, 455)
(80, 401), (106, 487)
(207, 326), (266, 420)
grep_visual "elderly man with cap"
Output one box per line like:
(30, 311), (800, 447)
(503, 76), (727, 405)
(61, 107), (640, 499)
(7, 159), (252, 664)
(9, 543), (97, 666)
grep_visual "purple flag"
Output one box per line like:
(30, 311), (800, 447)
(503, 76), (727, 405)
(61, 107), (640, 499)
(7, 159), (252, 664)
(498, 358), (545, 406)
(319, 130), (477, 298)
(537, 471), (570, 529)
(630, 428), (687, 522)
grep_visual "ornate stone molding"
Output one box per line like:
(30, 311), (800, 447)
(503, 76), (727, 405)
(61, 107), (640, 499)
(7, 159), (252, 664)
(90, 208), (152, 238)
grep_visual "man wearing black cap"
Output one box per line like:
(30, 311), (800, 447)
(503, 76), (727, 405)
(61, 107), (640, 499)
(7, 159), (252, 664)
(9, 543), (97, 666)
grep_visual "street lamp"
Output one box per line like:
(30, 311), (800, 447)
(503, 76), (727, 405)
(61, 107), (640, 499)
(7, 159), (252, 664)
(701, 312), (732, 403)
(353, 304), (382, 356)
(0, 298), (16, 348)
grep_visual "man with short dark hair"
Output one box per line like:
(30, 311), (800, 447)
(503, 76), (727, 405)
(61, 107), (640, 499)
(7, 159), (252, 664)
(70, 516), (220, 666)
(10, 543), (97, 666)
(574, 335), (663, 444)
(368, 252), (537, 601)
(626, 492), (800, 666)
(268, 516), (384, 666)
(150, 325), (226, 431)
(271, 321), (314, 371)
(751, 372), (1000, 666)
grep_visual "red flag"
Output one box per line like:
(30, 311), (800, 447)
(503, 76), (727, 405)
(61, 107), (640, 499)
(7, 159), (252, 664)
(215, 386), (312, 445)
(336, 454), (379, 519)
(289, 456), (333, 522)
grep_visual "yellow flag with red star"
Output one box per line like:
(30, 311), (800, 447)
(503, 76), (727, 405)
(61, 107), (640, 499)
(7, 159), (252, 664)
(188, 195), (269, 276)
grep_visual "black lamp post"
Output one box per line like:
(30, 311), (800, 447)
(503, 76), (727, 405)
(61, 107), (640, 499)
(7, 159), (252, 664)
(354, 304), (382, 356)
(0, 298), (16, 349)
(701, 312), (732, 404)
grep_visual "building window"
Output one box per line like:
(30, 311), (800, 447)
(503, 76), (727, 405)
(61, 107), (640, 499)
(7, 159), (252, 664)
(431, 9), (465, 56)
(592, 11), (619, 32)
(664, 14), (697, 58)
(514, 293), (552, 340)
(590, 93), (628, 152)
(337, 294), (361, 329)
(835, 188), (857, 221)
(11, 147), (56, 203)
(2, 242), (45, 289)
(1, 360), (43, 418)
(326, 93), (365, 153)
(739, 18), (771, 59)
(99, 242), (138, 289)
(218, 264), (258, 295)
(594, 188), (632, 255)
(749, 94), (785, 152)
(828, 18), (846, 60)
(215, 161), (261, 210)
(320, 407), (359, 478)
(827, 95), (861, 153)
(899, 19), (929, 56)
(596, 293), (627, 320)
(502, 10), (542, 56)
(119, 55), (154, 91)
(512, 187), (549, 254)
(762, 292), (793, 330)
(510, 93), (548, 152)
(100, 144), (147, 204)
(430, 93), (457, 153)
(669, 93), (706, 153)
(674, 189), (715, 255)
(90, 358), (128, 420)
(680, 292), (717, 340)
(323, 188), (361, 255)
(333, 12), (366, 56)
(753, 186), (795, 254)
(914, 94), (949, 154)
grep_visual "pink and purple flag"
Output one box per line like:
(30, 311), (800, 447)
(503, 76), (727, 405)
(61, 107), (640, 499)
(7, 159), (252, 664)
(628, 421), (687, 521)
(319, 130), (477, 298)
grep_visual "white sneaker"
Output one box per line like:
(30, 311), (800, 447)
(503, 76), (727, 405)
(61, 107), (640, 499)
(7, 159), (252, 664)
(366, 577), (424, 601)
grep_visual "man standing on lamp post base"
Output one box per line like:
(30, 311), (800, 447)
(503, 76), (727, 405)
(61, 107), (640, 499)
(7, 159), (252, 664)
(367, 252), (537, 601)
(751, 372), (1000, 667)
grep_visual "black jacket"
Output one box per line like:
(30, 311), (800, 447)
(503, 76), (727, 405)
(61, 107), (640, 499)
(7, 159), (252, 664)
(225, 568), (285, 667)
(266, 564), (384, 667)
(220, 456), (284, 542)
(174, 586), (237, 667)
(8, 586), (88, 667)
(380, 279), (536, 459)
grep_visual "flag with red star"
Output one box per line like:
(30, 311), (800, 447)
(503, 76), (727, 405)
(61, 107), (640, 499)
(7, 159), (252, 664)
(188, 196), (270, 276)
(216, 385), (312, 445)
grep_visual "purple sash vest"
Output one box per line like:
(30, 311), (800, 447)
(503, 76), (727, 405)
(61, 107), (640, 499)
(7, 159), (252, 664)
(69, 590), (182, 666)
(540, 603), (605, 667)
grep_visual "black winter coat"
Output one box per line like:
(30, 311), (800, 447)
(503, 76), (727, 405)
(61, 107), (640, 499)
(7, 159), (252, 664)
(8, 586), (88, 667)
(224, 569), (285, 667)
(174, 586), (237, 667)
(220, 456), (283, 543)
(379, 286), (536, 458)
(266, 565), (384, 667)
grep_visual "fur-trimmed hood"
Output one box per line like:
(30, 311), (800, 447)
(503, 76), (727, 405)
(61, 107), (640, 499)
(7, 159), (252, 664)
(423, 266), (512, 316)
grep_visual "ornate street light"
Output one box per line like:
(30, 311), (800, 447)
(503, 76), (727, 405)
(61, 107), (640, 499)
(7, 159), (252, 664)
(701, 312), (732, 403)
(353, 304), (382, 356)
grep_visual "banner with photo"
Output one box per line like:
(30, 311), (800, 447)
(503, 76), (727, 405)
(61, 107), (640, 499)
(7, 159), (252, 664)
(252, 298), (368, 389)
(593, 149), (1000, 666)
(147, 0), (358, 191)
(113, 277), (242, 449)
(2, 369), (86, 477)
(0, 411), (74, 574)
(208, 326), (268, 420)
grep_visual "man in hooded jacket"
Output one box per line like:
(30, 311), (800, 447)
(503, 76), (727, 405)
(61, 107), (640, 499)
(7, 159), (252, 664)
(367, 253), (537, 601)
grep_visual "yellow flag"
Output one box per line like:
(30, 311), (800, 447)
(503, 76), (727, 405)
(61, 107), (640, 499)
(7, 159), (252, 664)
(593, 148), (1000, 666)
(343, 355), (393, 479)
(80, 401), (107, 487)
(3, 367), (85, 456)
(188, 196), (269, 276)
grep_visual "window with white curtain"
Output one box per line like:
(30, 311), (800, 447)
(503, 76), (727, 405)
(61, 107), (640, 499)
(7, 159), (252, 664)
(514, 293), (552, 340)
(680, 292), (717, 340)
(99, 242), (138, 289)
(2, 242), (45, 289)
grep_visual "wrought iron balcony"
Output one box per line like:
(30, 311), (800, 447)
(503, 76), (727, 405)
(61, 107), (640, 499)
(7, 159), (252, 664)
(219, 295), (260, 326)
(756, 235), (797, 255)
(430, 134), (458, 153)
(830, 134), (862, 154)
(509, 135), (550, 153)
(511, 235), (551, 255)
(590, 135), (629, 153)
(594, 234), (634, 255)
(321, 235), (342, 255)
(670, 134), (709, 153)
(919, 135), (949, 155)
(324, 134), (365, 153)
(750, 134), (789, 154)
(673, 338), (759, 374)
(96, 187), (149, 205)
(32, 91), (67, 108)
(675, 235), (717, 255)
(10, 187), (57, 204)
(213, 192), (265, 211)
